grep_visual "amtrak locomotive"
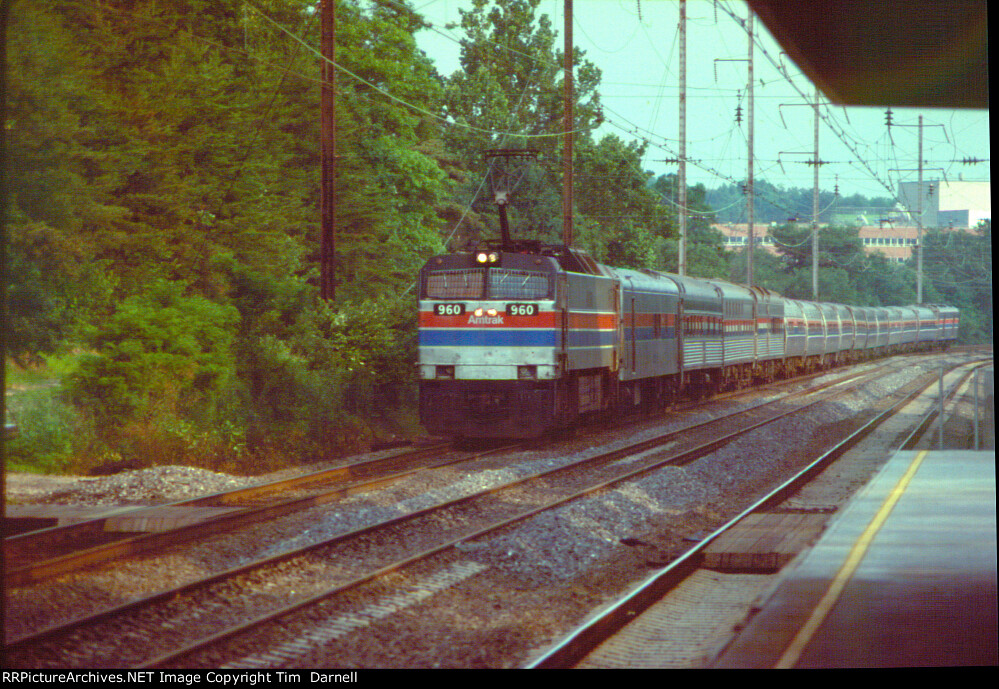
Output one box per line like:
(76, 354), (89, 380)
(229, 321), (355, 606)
(417, 240), (959, 440)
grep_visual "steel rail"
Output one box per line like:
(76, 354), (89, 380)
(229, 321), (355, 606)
(5, 361), (901, 657)
(5, 356), (911, 585)
(4, 360), (911, 658)
(5, 441), (502, 586)
(5, 441), (450, 545)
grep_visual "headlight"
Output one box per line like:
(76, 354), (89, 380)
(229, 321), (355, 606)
(474, 251), (500, 264)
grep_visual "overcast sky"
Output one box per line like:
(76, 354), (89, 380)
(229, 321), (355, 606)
(410, 0), (990, 208)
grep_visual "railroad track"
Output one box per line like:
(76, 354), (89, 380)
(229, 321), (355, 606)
(528, 358), (989, 668)
(4, 440), (516, 584)
(3, 356), (947, 668)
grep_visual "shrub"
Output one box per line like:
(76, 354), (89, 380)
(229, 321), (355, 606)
(4, 386), (90, 473)
(65, 280), (240, 428)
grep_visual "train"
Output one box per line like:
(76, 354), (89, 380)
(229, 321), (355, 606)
(416, 239), (959, 440)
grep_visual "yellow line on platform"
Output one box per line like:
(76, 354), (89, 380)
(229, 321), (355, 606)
(775, 450), (929, 668)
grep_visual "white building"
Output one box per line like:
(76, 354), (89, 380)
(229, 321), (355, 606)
(898, 180), (990, 229)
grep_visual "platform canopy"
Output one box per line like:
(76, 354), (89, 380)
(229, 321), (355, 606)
(748, 0), (988, 109)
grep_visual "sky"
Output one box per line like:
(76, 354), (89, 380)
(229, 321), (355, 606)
(408, 0), (991, 209)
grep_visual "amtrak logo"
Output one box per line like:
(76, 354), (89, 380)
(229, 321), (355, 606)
(467, 314), (504, 325)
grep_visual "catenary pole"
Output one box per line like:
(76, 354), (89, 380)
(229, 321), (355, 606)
(812, 86), (820, 299)
(678, 0), (687, 276)
(562, 0), (574, 247)
(320, 0), (336, 301)
(746, 8), (754, 286)
(917, 115), (923, 304)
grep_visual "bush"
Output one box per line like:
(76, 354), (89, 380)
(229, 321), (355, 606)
(5, 386), (90, 473)
(232, 295), (418, 461)
(66, 280), (240, 425)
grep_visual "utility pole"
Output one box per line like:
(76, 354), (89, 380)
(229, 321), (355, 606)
(777, 88), (826, 298)
(562, 0), (574, 247)
(678, 0), (687, 276)
(888, 115), (946, 304)
(917, 115), (923, 304)
(320, 0), (336, 301)
(812, 86), (820, 299)
(1, 0), (13, 651)
(746, 8), (754, 287)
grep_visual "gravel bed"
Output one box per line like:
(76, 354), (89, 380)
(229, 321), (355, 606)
(4, 354), (963, 667)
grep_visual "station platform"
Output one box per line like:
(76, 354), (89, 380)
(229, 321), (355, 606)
(712, 449), (997, 668)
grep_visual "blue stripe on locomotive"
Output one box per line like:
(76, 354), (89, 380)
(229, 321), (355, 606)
(419, 329), (558, 347)
(419, 328), (621, 348)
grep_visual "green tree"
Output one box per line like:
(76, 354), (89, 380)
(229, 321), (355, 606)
(66, 280), (240, 424)
(5, 1), (123, 361)
(327, 0), (450, 299)
(705, 181), (895, 225)
(441, 0), (603, 246)
(651, 174), (726, 277)
(920, 223), (992, 343)
(769, 222), (865, 273)
(6, 0), (462, 468)
(852, 252), (917, 306)
(755, 223), (869, 303)
(727, 245), (789, 290)
(572, 136), (671, 268)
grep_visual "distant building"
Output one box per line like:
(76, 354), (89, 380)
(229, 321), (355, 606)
(714, 222), (978, 264)
(857, 225), (919, 262)
(716, 223), (780, 255)
(897, 180), (990, 229)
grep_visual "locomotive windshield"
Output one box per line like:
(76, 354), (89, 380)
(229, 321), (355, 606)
(488, 269), (550, 299)
(423, 268), (551, 300)
(425, 269), (485, 299)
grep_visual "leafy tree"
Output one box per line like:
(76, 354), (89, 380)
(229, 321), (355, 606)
(326, 0), (450, 299)
(5, 1), (123, 361)
(851, 252), (917, 306)
(727, 245), (788, 290)
(706, 181), (894, 225)
(6, 0), (461, 467)
(776, 266), (860, 304)
(573, 136), (671, 267)
(650, 174), (726, 277)
(768, 222), (864, 273)
(66, 280), (240, 424)
(919, 223), (992, 343)
(441, 0), (603, 246)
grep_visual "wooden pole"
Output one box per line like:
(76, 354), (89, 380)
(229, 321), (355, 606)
(562, 0), (574, 247)
(746, 9), (754, 286)
(320, 0), (336, 301)
(678, 0), (687, 276)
